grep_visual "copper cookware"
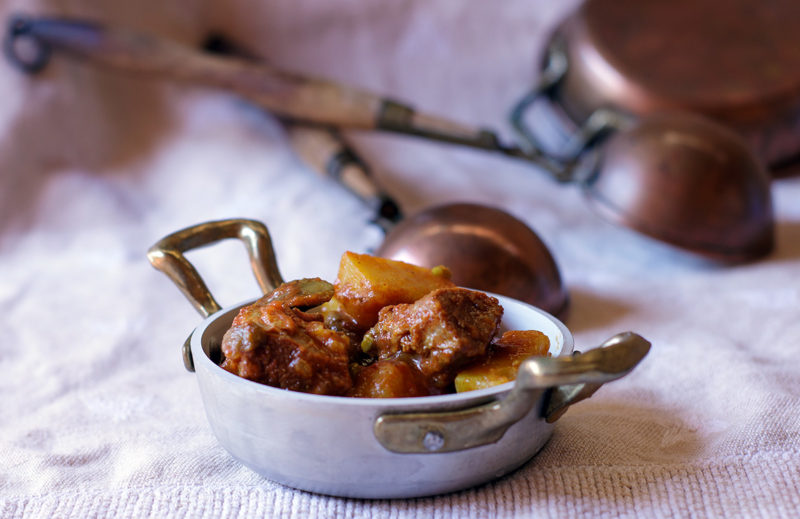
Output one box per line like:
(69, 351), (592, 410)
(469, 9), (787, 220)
(4, 12), (779, 261)
(287, 125), (569, 318)
(534, 0), (800, 174)
(509, 0), (795, 260)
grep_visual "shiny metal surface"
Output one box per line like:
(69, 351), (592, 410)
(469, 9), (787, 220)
(147, 218), (649, 498)
(551, 0), (800, 172)
(190, 295), (572, 498)
(512, 37), (776, 262)
(586, 113), (774, 261)
(377, 203), (569, 319)
(374, 332), (650, 453)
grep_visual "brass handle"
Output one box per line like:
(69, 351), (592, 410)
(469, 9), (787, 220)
(147, 219), (284, 372)
(147, 219), (284, 317)
(373, 332), (650, 453)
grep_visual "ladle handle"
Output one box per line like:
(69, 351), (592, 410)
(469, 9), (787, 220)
(373, 331), (650, 453)
(146, 219), (284, 318)
(6, 16), (516, 157)
(286, 124), (402, 230)
(6, 16), (377, 128)
(200, 35), (405, 232)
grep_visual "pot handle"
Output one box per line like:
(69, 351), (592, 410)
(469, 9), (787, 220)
(509, 37), (570, 171)
(373, 332), (650, 453)
(509, 37), (631, 181)
(147, 219), (285, 370)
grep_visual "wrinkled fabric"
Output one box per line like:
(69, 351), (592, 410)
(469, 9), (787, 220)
(1, 1), (799, 517)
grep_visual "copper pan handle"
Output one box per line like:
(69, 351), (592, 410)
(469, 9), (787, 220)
(5, 15), (515, 157)
(509, 36), (633, 181)
(509, 37), (570, 166)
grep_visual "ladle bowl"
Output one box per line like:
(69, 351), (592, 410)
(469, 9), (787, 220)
(585, 112), (774, 261)
(286, 124), (569, 318)
(378, 202), (569, 318)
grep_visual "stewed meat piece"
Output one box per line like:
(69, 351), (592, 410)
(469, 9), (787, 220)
(256, 276), (334, 308)
(348, 355), (437, 398)
(363, 287), (503, 389)
(220, 278), (354, 395)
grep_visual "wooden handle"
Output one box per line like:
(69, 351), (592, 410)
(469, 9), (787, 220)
(8, 16), (381, 128)
(287, 125), (372, 197)
(8, 15), (497, 145)
(197, 35), (403, 225)
(287, 124), (402, 227)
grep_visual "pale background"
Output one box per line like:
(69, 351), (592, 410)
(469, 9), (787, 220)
(1, 0), (798, 517)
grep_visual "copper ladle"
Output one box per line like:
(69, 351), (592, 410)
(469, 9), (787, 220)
(200, 37), (566, 313)
(286, 124), (569, 317)
(3, 14), (570, 317)
(4, 15), (774, 262)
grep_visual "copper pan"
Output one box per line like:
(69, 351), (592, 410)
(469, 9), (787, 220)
(521, 0), (800, 176)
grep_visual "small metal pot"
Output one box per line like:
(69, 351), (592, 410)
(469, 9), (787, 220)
(148, 219), (649, 499)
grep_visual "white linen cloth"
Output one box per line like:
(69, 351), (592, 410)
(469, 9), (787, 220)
(1, 0), (798, 517)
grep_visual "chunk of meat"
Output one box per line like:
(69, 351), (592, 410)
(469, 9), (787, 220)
(363, 287), (503, 389)
(255, 277), (334, 309)
(220, 279), (353, 395)
(348, 356), (436, 398)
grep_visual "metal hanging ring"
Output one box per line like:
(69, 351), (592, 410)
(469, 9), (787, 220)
(509, 37), (569, 168)
(5, 16), (52, 74)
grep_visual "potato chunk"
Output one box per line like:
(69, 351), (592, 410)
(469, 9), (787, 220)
(348, 357), (435, 398)
(332, 251), (454, 331)
(454, 330), (551, 392)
